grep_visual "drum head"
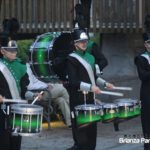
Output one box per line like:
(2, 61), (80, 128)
(51, 32), (73, 81)
(117, 102), (133, 107)
(11, 104), (43, 114)
(103, 103), (118, 109)
(75, 104), (102, 111)
(115, 98), (139, 104)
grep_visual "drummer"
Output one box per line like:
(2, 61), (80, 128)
(66, 29), (114, 150)
(135, 33), (150, 150)
(0, 40), (29, 150)
(73, 27), (108, 75)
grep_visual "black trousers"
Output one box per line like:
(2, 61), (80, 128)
(0, 111), (22, 150)
(0, 131), (22, 150)
(71, 117), (97, 150)
(141, 100), (150, 150)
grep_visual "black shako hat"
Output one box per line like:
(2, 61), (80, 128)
(73, 28), (88, 43)
(1, 40), (18, 51)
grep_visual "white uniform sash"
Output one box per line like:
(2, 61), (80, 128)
(0, 62), (20, 99)
(70, 53), (96, 85)
(141, 54), (150, 64)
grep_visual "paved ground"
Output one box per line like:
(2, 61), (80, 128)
(21, 116), (144, 150)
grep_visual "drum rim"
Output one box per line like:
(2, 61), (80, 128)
(75, 104), (102, 110)
(11, 104), (43, 114)
(31, 32), (61, 49)
(103, 103), (118, 108)
(31, 32), (71, 50)
(14, 132), (41, 137)
(115, 98), (139, 103)
(117, 102), (133, 107)
(115, 101), (139, 105)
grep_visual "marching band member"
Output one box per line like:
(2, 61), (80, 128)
(135, 33), (150, 150)
(0, 40), (29, 150)
(73, 28), (108, 76)
(66, 29), (113, 150)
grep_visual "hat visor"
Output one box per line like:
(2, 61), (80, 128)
(1, 47), (17, 52)
(74, 39), (88, 43)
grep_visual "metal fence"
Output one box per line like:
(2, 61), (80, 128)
(0, 0), (146, 33)
(91, 0), (145, 33)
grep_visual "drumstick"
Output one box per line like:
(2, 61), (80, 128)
(113, 86), (132, 91)
(101, 90), (123, 97)
(31, 91), (44, 105)
(3, 99), (27, 103)
(78, 90), (123, 96)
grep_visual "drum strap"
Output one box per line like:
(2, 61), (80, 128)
(70, 53), (96, 85)
(0, 62), (20, 99)
(141, 54), (150, 64)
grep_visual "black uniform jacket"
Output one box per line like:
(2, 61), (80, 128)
(67, 55), (97, 110)
(135, 53), (150, 106)
(90, 42), (108, 71)
(0, 71), (29, 132)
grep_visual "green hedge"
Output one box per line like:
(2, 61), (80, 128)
(17, 39), (34, 62)
(90, 33), (101, 46)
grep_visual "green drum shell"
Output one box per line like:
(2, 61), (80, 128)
(102, 103), (118, 122)
(30, 32), (60, 82)
(11, 104), (43, 136)
(130, 100), (141, 116)
(115, 98), (141, 117)
(133, 101), (141, 116)
(75, 104), (103, 125)
(117, 102), (134, 119)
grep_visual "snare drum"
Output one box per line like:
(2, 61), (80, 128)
(75, 104), (103, 126)
(11, 104), (43, 136)
(102, 103), (118, 123)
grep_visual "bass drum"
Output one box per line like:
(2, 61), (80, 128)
(29, 32), (73, 82)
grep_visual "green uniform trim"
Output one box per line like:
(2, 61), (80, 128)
(75, 50), (95, 69)
(0, 58), (27, 93)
